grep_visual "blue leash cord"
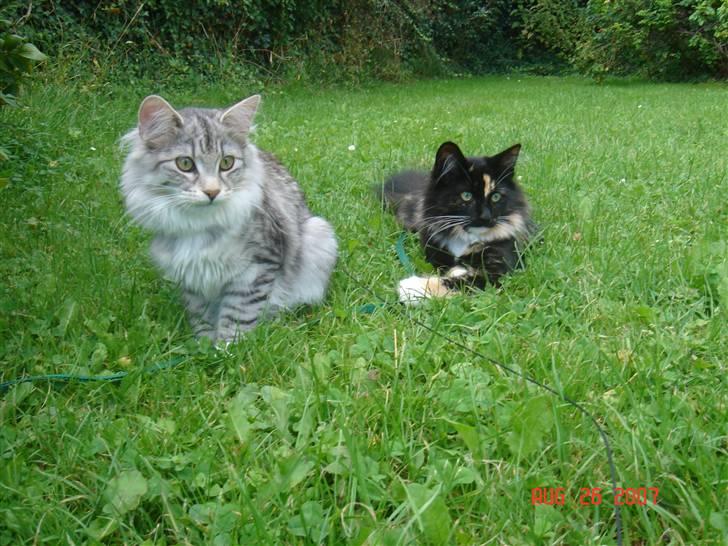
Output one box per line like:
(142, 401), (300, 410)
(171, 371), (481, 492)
(358, 232), (415, 315)
(0, 356), (186, 395)
(395, 232), (416, 276)
(1, 233), (623, 544)
(2, 233), (413, 391)
(344, 232), (624, 545)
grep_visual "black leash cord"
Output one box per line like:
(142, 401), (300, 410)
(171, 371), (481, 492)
(340, 267), (623, 545)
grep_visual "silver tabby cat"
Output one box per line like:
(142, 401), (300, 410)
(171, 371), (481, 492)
(120, 94), (337, 342)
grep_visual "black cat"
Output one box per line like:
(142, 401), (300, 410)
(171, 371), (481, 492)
(381, 141), (536, 288)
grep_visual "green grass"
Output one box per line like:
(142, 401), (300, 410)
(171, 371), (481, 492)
(1, 75), (727, 545)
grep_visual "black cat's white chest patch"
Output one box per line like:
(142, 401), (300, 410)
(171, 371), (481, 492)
(443, 212), (529, 257)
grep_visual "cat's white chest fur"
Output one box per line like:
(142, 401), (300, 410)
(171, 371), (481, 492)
(444, 213), (527, 257)
(152, 231), (255, 299)
(444, 231), (483, 258)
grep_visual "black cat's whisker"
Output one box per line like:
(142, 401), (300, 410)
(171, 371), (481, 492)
(422, 218), (468, 233)
(424, 214), (470, 223)
(421, 220), (468, 248)
(428, 215), (469, 220)
(424, 218), (468, 230)
(422, 221), (457, 237)
(425, 223), (464, 238)
(420, 204), (451, 216)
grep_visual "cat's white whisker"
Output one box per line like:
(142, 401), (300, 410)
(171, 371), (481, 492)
(422, 219), (469, 249)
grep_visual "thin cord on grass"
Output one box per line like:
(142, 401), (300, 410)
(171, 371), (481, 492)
(0, 239), (623, 542)
(339, 266), (623, 546)
(0, 357), (186, 394)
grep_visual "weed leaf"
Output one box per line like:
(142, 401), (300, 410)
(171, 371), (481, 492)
(404, 483), (452, 544)
(103, 469), (148, 515)
(85, 516), (118, 540)
(506, 395), (554, 457)
(288, 500), (328, 542)
(18, 43), (47, 61)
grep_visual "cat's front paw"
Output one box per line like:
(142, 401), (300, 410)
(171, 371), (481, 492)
(398, 275), (452, 305)
(398, 275), (429, 304)
(444, 265), (471, 280)
(195, 330), (217, 343)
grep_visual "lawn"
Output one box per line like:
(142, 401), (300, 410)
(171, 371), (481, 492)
(1, 75), (726, 544)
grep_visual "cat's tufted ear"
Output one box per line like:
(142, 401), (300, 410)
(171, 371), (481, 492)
(138, 95), (183, 148)
(220, 95), (261, 138)
(433, 141), (469, 185)
(491, 144), (521, 174)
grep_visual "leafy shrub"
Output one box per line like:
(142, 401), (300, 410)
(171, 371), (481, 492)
(2, 0), (574, 84)
(429, 1), (514, 73)
(282, 0), (438, 83)
(0, 17), (46, 106)
(575, 0), (728, 80)
(11, 1), (330, 80)
(512, 0), (588, 62)
(686, 0), (728, 76)
(2, 0), (726, 84)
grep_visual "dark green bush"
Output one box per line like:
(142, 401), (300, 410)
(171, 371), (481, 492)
(512, 0), (588, 62)
(575, 0), (728, 80)
(8, 0), (335, 81)
(0, 16), (46, 106)
(1, 0), (571, 84)
(283, 0), (438, 83)
(428, 1), (514, 73)
(1, 0), (726, 84)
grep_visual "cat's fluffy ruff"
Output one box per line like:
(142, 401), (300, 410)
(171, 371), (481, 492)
(120, 95), (337, 342)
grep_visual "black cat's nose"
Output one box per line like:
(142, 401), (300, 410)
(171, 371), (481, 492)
(479, 209), (492, 223)
(204, 189), (220, 202)
(470, 209), (495, 228)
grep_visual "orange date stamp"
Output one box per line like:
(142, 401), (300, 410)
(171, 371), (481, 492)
(531, 487), (659, 506)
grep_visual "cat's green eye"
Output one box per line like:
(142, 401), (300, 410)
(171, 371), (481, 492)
(491, 192), (502, 203)
(175, 156), (195, 172)
(220, 155), (235, 171)
(460, 191), (473, 202)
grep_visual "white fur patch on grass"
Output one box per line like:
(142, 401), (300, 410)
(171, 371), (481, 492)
(398, 275), (453, 305)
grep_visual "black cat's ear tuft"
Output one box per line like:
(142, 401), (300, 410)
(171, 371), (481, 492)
(492, 143), (521, 173)
(433, 141), (468, 185)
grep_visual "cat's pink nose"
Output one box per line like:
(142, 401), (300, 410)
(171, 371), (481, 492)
(204, 189), (220, 202)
